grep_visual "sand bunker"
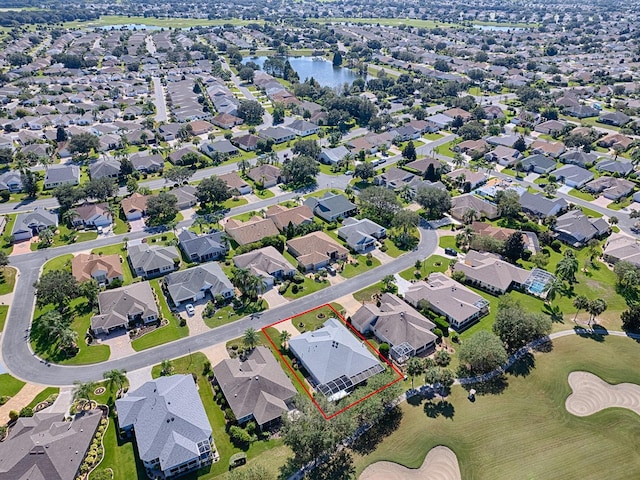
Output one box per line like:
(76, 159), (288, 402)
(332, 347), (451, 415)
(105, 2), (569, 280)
(566, 371), (640, 417)
(359, 446), (461, 480)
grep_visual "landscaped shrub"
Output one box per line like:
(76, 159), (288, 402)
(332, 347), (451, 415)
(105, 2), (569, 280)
(378, 342), (390, 358)
(292, 274), (305, 284)
(433, 317), (450, 335)
(291, 284), (299, 294)
(551, 239), (562, 252)
(433, 328), (443, 338)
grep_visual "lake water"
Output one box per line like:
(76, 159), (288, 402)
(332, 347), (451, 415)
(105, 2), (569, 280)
(245, 56), (360, 88)
(99, 24), (164, 31)
(473, 25), (526, 31)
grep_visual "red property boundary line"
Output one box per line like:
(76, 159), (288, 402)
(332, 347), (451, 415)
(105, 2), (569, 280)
(262, 303), (404, 420)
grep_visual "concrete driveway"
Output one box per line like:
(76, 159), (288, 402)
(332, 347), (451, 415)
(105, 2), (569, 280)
(262, 288), (289, 308)
(129, 218), (146, 233)
(178, 299), (211, 336)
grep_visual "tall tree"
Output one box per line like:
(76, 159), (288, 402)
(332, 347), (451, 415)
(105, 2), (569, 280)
(458, 330), (507, 374)
(493, 295), (552, 351)
(281, 155), (319, 187)
(73, 380), (97, 408)
(34, 269), (79, 310)
(405, 356), (425, 389)
(243, 327), (259, 349)
(555, 250), (579, 284)
(196, 176), (231, 206)
(587, 298), (607, 326)
(416, 186), (451, 220)
(402, 140), (417, 162)
(103, 369), (127, 394)
(503, 231), (525, 263)
(572, 295), (589, 322)
(358, 186), (401, 227)
(495, 190), (521, 220)
(145, 192), (179, 227)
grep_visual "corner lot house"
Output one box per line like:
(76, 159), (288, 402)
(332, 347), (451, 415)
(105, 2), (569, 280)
(0, 409), (102, 480)
(163, 263), (234, 306)
(43, 164), (80, 189)
(585, 177), (634, 201)
(289, 317), (385, 400)
(319, 145), (350, 165)
(234, 246), (296, 287)
(116, 375), (215, 479)
(214, 346), (297, 429)
(72, 253), (123, 286)
(352, 293), (437, 363)
(453, 250), (531, 295)
(247, 164), (282, 188)
(90, 281), (159, 335)
(287, 231), (348, 271)
(304, 192), (357, 222)
(12, 207), (58, 241)
(128, 239), (180, 278)
(121, 193), (149, 221)
(337, 217), (386, 253)
(178, 229), (227, 262)
(450, 194), (498, 221)
(405, 272), (490, 331)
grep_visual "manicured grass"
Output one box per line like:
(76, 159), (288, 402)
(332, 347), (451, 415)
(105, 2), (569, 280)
(203, 299), (267, 329)
(579, 206), (604, 218)
(42, 254), (74, 274)
(382, 239), (406, 258)
(0, 266), (16, 295)
(24, 387), (59, 411)
(353, 282), (385, 303)
(304, 188), (343, 199)
(438, 235), (457, 250)
(222, 196), (248, 210)
(254, 188), (275, 199)
(313, 17), (455, 28)
(65, 15), (261, 29)
(568, 188), (596, 201)
(341, 255), (381, 279)
(282, 275), (329, 300)
(354, 334), (640, 479)
(130, 279), (189, 352)
(433, 140), (456, 158)
(422, 132), (443, 141)
(286, 303), (345, 333)
(150, 353), (290, 478)
(399, 254), (449, 280)
(113, 208), (129, 235)
(31, 298), (111, 365)
(93, 408), (144, 480)
(607, 196), (632, 211)
(318, 163), (346, 176)
(0, 305), (8, 332)
(230, 210), (263, 222)
(0, 373), (25, 398)
(0, 214), (16, 254)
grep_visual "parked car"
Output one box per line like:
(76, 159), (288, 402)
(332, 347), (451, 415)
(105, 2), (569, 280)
(185, 304), (195, 316)
(444, 247), (458, 256)
(326, 265), (337, 275)
(97, 226), (103, 234)
(344, 170), (353, 176)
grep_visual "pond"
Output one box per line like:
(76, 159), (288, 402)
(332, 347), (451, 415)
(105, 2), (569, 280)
(99, 24), (164, 31)
(472, 24), (526, 32)
(244, 56), (361, 88)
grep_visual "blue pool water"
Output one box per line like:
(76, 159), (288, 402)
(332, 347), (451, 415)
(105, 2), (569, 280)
(528, 281), (546, 294)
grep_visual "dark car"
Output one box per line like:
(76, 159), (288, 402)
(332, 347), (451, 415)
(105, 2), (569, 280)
(444, 247), (458, 256)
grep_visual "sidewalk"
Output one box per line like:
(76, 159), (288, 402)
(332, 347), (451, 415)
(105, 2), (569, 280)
(0, 383), (46, 424)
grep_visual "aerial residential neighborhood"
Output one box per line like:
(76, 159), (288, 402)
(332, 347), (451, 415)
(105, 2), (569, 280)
(0, 0), (640, 479)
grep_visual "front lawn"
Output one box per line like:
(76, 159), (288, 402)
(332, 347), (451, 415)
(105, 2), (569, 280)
(578, 206), (603, 218)
(203, 299), (267, 329)
(0, 266), (16, 295)
(0, 305), (8, 332)
(382, 239), (406, 258)
(438, 235), (457, 250)
(24, 387), (59, 411)
(222, 196), (248, 210)
(0, 373), (25, 398)
(282, 275), (329, 300)
(42, 254), (74, 274)
(286, 303), (345, 333)
(399, 254), (449, 280)
(341, 255), (381, 279)
(607, 196), (632, 211)
(130, 279), (189, 351)
(568, 188), (596, 201)
(354, 334), (640, 479)
(353, 282), (385, 303)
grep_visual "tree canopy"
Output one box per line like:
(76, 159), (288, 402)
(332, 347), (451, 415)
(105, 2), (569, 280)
(493, 295), (552, 352)
(416, 186), (451, 220)
(458, 330), (508, 375)
(145, 192), (179, 227)
(358, 186), (401, 227)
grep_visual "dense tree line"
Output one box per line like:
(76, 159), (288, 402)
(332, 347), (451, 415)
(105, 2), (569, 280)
(0, 8), (98, 27)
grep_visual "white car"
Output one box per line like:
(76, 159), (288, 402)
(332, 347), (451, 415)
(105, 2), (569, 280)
(185, 304), (195, 316)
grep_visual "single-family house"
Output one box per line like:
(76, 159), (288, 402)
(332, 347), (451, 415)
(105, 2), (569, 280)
(130, 152), (164, 173)
(211, 112), (243, 129)
(168, 146), (199, 166)
(72, 253), (124, 286)
(200, 140), (238, 157)
(178, 228), (227, 262)
(564, 104), (599, 118)
(115, 375), (215, 479)
(534, 119), (567, 136)
(286, 231), (349, 271)
(351, 293), (437, 363)
(319, 145), (350, 165)
(289, 317), (385, 400)
(485, 145), (523, 166)
(603, 233), (640, 267)
(0, 170), (23, 192)
(121, 193), (149, 221)
(337, 217), (386, 253)
(0, 409), (102, 480)
(405, 272), (490, 331)
(233, 134), (259, 152)
(446, 168), (487, 190)
(553, 210), (610, 246)
(519, 191), (568, 218)
(167, 185), (197, 210)
(455, 139), (490, 157)
(127, 239), (180, 278)
(214, 346), (297, 428)
(225, 216), (279, 246)
(12, 207), (58, 241)
(453, 250), (531, 295)
(163, 262), (233, 306)
(425, 113), (452, 130)
(43, 164), (80, 189)
(89, 157), (121, 179)
(90, 281), (159, 334)
(287, 119), (320, 137)
(552, 164), (594, 188)
(218, 171), (252, 195)
(520, 154), (557, 174)
(259, 126), (295, 144)
(596, 158), (634, 177)
(247, 164), (282, 188)
(443, 107), (472, 122)
(72, 202), (112, 228)
(233, 246), (296, 287)
(585, 176), (635, 200)
(450, 194), (498, 221)
(531, 140), (566, 158)
(403, 157), (444, 177)
(598, 111), (630, 127)
(598, 133), (633, 151)
(304, 192), (357, 222)
(560, 150), (598, 168)
(265, 204), (314, 231)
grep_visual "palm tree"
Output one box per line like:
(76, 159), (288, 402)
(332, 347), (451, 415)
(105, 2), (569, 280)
(587, 298), (607, 327)
(238, 158), (251, 176)
(243, 328), (258, 350)
(462, 208), (479, 225)
(398, 184), (413, 203)
(73, 380), (97, 409)
(58, 327), (78, 353)
(193, 216), (207, 233)
(62, 208), (78, 229)
(103, 369), (127, 395)
(543, 279), (563, 304)
(573, 295), (589, 322)
(160, 359), (174, 376)
(279, 330), (291, 349)
(555, 251), (579, 284)
(405, 357), (425, 389)
(233, 268), (266, 302)
(39, 227), (54, 246)
(382, 274), (396, 292)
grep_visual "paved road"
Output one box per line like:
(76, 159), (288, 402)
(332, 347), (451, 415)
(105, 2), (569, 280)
(1, 216), (437, 385)
(152, 76), (168, 122)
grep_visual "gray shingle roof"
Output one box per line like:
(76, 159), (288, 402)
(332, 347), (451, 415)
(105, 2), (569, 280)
(164, 263), (233, 305)
(116, 375), (212, 474)
(178, 228), (227, 261)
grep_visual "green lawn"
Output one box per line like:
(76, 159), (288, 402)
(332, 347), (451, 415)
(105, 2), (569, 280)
(148, 353), (290, 479)
(607, 196), (632, 211)
(433, 141), (456, 158)
(0, 373), (25, 398)
(42, 254), (74, 274)
(203, 299), (267, 329)
(92, 409), (145, 480)
(282, 275), (330, 300)
(65, 14), (262, 29)
(0, 214), (16, 254)
(579, 206), (604, 218)
(130, 279), (189, 352)
(353, 282), (385, 303)
(222, 196), (248, 210)
(254, 188), (275, 199)
(24, 387), (59, 411)
(287, 303), (345, 333)
(31, 298), (111, 365)
(313, 17), (456, 28)
(341, 255), (381, 279)
(438, 235), (457, 250)
(399, 255), (449, 280)
(90, 243), (134, 284)
(0, 305), (8, 332)
(0, 266), (16, 295)
(382, 239), (406, 258)
(354, 334), (640, 479)
(568, 188), (596, 201)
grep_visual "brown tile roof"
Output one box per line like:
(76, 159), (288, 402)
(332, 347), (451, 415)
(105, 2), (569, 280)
(286, 231), (348, 262)
(217, 171), (250, 190)
(72, 253), (123, 283)
(121, 192), (149, 215)
(265, 204), (314, 231)
(225, 216), (279, 245)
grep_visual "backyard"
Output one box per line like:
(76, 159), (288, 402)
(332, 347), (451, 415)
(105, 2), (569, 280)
(353, 334), (640, 479)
